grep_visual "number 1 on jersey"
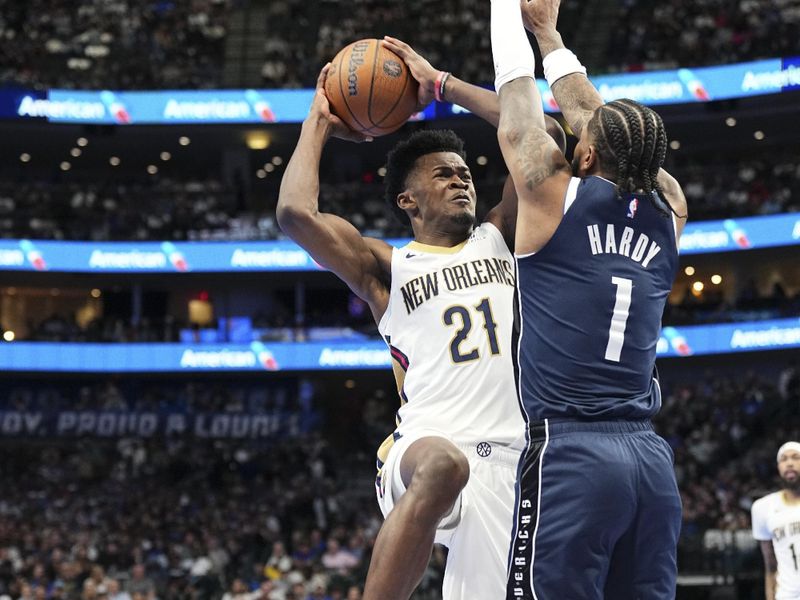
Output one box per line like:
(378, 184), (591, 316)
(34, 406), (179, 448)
(605, 276), (633, 362)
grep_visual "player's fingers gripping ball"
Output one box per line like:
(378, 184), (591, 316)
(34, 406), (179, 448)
(325, 39), (420, 137)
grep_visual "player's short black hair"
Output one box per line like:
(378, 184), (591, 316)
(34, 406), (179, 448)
(384, 129), (467, 224)
(589, 99), (676, 217)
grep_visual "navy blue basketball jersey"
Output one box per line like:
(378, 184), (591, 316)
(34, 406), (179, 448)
(516, 176), (679, 420)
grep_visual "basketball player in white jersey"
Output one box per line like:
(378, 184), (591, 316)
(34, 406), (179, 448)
(277, 60), (564, 599)
(753, 442), (800, 600)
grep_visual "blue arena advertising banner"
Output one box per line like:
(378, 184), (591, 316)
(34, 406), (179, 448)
(3, 55), (799, 124)
(656, 318), (800, 358)
(0, 341), (393, 372)
(782, 56), (800, 91)
(40, 89), (430, 125)
(0, 213), (797, 274)
(677, 213), (800, 254)
(0, 318), (797, 372)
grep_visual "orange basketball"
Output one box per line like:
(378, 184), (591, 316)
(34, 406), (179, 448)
(325, 39), (419, 137)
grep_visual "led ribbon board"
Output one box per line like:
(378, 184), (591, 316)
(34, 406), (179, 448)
(0, 319), (798, 373)
(0, 213), (797, 273)
(3, 56), (798, 123)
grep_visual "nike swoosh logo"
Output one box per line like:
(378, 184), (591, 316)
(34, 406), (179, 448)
(405, 253), (417, 258)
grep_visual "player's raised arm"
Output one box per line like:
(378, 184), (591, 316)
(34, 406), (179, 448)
(520, 0), (601, 138)
(277, 65), (391, 319)
(521, 0), (688, 236)
(383, 36), (567, 138)
(382, 36), (502, 127)
(491, 0), (571, 254)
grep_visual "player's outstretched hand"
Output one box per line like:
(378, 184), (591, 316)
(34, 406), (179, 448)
(520, 0), (561, 34)
(382, 36), (437, 110)
(310, 64), (373, 143)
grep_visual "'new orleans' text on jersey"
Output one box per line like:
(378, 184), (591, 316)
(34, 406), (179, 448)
(400, 257), (515, 315)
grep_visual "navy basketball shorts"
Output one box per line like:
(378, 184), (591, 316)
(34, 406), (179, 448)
(506, 419), (682, 600)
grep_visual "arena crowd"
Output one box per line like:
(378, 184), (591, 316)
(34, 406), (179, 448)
(0, 365), (798, 598)
(0, 0), (793, 91)
(1, 151), (798, 242)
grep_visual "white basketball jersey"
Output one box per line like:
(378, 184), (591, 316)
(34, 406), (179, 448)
(377, 222), (524, 452)
(752, 491), (800, 599)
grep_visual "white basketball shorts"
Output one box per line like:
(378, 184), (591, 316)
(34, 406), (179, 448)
(375, 428), (520, 600)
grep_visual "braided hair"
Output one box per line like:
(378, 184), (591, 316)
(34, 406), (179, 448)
(588, 99), (677, 218)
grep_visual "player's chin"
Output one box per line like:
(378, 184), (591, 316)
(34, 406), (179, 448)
(448, 211), (477, 229)
(783, 473), (800, 490)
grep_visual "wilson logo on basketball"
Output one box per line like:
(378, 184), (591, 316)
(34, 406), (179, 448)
(347, 41), (370, 96)
(383, 60), (402, 78)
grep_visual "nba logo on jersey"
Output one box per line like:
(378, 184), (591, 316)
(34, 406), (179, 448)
(627, 198), (639, 219)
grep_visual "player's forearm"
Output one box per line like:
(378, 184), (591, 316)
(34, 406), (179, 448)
(765, 571), (777, 600)
(277, 118), (330, 224)
(498, 80), (563, 190)
(533, 27), (565, 58)
(498, 78), (546, 137)
(534, 28), (602, 137)
(443, 77), (500, 127)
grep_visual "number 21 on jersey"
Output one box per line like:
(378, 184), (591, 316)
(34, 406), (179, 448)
(443, 298), (500, 363)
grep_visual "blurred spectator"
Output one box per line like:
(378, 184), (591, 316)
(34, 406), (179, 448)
(607, 0), (800, 72)
(126, 566), (154, 600)
(0, 0), (234, 90)
(320, 541), (358, 575)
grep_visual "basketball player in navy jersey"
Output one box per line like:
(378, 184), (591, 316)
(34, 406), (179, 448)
(278, 61), (565, 599)
(490, 0), (688, 598)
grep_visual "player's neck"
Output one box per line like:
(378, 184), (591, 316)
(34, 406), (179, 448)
(412, 226), (472, 248)
(782, 489), (800, 504)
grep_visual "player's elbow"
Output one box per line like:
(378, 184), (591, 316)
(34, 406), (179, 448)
(497, 121), (528, 151)
(276, 200), (315, 235)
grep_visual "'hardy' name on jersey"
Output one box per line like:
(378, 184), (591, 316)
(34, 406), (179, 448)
(587, 223), (663, 268)
(400, 258), (515, 315)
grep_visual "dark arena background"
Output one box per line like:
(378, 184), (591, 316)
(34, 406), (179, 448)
(0, 1), (799, 599)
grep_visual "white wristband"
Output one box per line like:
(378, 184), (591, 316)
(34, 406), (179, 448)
(543, 48), (587, 88)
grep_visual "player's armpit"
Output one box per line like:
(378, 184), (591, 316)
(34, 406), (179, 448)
(483, 176), (518, 249)
(276, 208), (391, 319)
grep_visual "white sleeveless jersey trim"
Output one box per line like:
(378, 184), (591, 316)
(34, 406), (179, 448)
(563, 176), (581, 214)
(514, 176), (582, 259)
(751, 491), (800, 599)
(406, 238), (469, 254)
(671, 212), (680, 252)
(378, 222), (524, 450)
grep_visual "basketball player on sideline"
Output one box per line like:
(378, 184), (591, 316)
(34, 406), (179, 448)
(752, 442), (800, 600)
(490, 0), (688, 597)
(277, 61), (564, 599)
